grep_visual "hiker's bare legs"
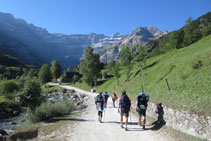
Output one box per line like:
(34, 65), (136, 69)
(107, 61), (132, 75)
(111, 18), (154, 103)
(125, 117), (128, 127)
(143, 116), (146, 126)
(138, 116), (141, 126)
(120, 115), (123, 124)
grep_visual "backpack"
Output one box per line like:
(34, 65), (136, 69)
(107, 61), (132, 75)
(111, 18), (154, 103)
(137, 94), (149, 110)
(95, 95), (103, 105)
(120, 95), (131, 112)
(112, 94), (117, 101)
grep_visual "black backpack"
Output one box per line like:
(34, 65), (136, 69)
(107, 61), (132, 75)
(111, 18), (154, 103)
(137, 95), (147, 109)
(120, 95), (131, 112)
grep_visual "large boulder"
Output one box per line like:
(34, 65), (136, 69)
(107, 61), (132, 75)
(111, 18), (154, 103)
(7, 127), (38, 141)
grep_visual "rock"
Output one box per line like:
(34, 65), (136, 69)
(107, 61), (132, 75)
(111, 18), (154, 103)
(73, 95), (78, 99)
(11, 122), (16, 125)
(0, 129), (8, 136)
(7, 127), (38, 141)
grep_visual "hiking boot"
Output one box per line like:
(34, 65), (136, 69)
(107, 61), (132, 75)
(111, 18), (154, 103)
(125, 127), (128, 131)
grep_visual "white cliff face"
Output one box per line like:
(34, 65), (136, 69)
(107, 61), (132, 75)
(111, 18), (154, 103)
(91, 33), (125, 50)
(94, 26), (168, 63)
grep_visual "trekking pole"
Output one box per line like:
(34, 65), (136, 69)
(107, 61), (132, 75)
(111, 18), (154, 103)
(104, 109), (105, 121)
(130, 107), (132, 122)
(130, 112), (132, 122)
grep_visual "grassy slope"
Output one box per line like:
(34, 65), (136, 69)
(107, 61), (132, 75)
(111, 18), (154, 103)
(94, 36), (211, 116)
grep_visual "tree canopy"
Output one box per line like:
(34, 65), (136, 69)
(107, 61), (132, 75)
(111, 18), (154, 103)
(38, 64), (52, 84)
(79, 46), (102, 86)
(51, 59), (62, 82)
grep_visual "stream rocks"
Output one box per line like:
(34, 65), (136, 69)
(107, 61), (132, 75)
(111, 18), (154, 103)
(0, 129), (8, 141)
(44, 89), (89, 106)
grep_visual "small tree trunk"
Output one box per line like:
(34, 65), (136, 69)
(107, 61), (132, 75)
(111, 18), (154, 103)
(140, 67), (146, 91)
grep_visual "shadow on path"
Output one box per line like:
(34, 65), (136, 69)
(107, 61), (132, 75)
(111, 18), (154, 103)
(44, 118), (95, 123)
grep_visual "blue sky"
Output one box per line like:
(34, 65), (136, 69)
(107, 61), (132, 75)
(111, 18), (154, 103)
(0, 0), (210, 35)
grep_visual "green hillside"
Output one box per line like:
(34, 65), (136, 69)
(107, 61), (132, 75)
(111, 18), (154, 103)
(94, 36), (211, 116)
(0, 52), (30, 79)
(146, 12), (211, 56)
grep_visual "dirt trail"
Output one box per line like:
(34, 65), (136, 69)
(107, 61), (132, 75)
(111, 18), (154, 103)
(45, 83), (171, 141)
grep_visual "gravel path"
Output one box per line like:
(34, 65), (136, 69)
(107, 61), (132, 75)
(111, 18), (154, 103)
(47, 83), (171, 141)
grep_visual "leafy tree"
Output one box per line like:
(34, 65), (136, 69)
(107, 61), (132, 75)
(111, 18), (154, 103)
(183, 22), (202, 47)
(51, 59), (62, 82)
(38, 64), (52, 84)
(28, 69), (37, 78)
(202, 25), (211, 37)
(120, 44), (134, 81)
(79, 46), (102, 86)
(135, 45), (148, 91)
(106, 61), (120, 85)
(72, 74), (79, 84)
(67, 66), (72, 72)
(73, 65), (80, 72)
(186, 16), (192, 25)
(20, 80), (41, 111)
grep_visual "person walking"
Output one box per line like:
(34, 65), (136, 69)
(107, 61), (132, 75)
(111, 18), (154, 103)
(118, 91), (131, 131)
(135, 92), (150, 129)
(112, 92), (117, 108)
(95, 92), (104, 123)
(103, 91), (109, 108)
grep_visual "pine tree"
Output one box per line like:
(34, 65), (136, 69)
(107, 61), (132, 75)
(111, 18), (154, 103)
(38, 64), (52, 84)
(51, 59), (62, 82)
(67, 66), (72, 72)
(79, 46), (102, 86)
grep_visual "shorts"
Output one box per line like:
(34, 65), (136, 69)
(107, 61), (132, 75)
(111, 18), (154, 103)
(120, 110), (129, 117)
(138, 109), (146, 117)
(98, 111), (103, 117)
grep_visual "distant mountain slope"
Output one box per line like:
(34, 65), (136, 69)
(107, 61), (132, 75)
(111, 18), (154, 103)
(146, 12), (211, 56)
(0, 12), (108, 69)
(0, 51), (29, 79)
(0, 52), (26, 67)
(94, 26), (168, 63)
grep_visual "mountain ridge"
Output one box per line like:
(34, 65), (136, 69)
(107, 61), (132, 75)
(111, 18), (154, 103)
(0, 12), (168, 68)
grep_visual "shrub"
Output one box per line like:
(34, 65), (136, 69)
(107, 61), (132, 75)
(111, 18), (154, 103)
(1, 80), (19, 94)
(20, 80), (42, 111)
(30, 99), (76, 123)
(192, 60), (203, 69)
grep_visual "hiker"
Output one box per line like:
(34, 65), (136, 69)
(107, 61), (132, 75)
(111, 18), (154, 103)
(135, 92), (150, 129)
(112, 92), (117, 107)
(95, 92), (104, 123)
(103, 91), (109, 108)
(118, 91), (131, 131)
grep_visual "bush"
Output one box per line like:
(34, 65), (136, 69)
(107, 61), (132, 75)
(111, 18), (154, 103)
(2, 81), (19, 93)
(20, 80), (42, 111)
(192, 60), (203, 69)
(30, 99), (76, 123)
(1, 81), (19, 99)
